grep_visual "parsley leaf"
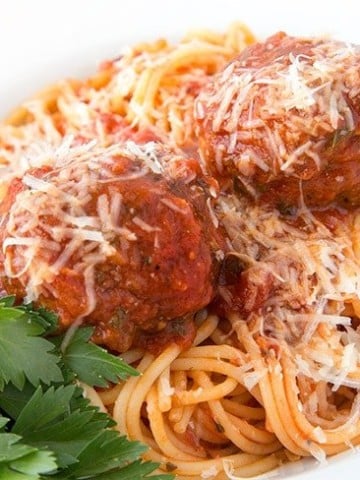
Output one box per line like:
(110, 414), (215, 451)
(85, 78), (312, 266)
(12, 385), (76, 436)
(19, 303), (58, 334)
(0, 308), (63, 390)
(5, 450), (57, 477)
(0, 433), (37, 462)
(11, 385), (111, 469)
(0, 383), (38, 419)
(58, 430), (147, 478)
(89, 460), (174, 480)
(0, 299), (173, 480)
(1, 383), (170, 479)
(0, 433), (56, 479)
(0, 296), (16, 307)
(0, 416), (8, 430)
(61, 327), (139, 387)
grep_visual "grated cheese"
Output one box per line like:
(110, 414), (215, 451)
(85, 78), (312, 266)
(242, 368), (267, 391)
(223, 459), (279, 480)
(197, 34), (360, 177)
(200, 466), (219, 479)
(1, 138), (166, 313)
(159, 377), (175, 398)
(312, 426), (326, 444)
(307, 442), (327, 465)
(218, 191), (360, 400)
(160, 197), (189, 214)
(132, 216), (161, 233)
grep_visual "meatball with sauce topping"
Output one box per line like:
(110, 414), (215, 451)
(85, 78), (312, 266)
(196, 32), (360, 209)
(0, 140), (226, 352)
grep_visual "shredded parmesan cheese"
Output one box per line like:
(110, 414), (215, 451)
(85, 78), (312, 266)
(1, 138), (166, 313)
(198, 34), (360, 177)
(201, 466), (219, 479)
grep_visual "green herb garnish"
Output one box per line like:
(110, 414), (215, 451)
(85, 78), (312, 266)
(0, 297), (172, 480)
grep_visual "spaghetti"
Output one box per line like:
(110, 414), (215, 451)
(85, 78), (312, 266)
(1, 23), (360, 480)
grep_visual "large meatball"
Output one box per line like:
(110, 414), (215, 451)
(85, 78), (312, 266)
(196, 32), (360, 209)
(0, 140), (225, 352)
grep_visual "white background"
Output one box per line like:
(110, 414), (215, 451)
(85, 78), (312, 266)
(0, 0), (359, 116)
(1, 0), (360, 478)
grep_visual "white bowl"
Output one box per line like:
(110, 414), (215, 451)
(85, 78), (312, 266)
(1, 0), (360, 478)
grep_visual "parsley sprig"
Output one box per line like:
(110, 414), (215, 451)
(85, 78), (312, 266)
(0, 297), (172, 480)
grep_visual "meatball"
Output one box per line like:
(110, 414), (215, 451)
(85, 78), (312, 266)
(196, 32), (360, 209)
(0, 140), (225, 352)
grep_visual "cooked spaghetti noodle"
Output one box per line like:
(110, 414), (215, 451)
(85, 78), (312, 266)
(1, 23), (360, 480)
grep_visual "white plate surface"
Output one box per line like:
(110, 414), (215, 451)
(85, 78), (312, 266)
(1, 0), (360, 478)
